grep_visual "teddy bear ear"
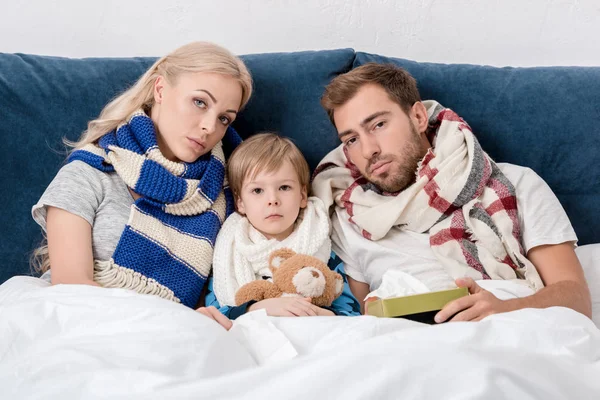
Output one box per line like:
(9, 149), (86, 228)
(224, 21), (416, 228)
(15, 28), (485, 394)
(269, 248), (296, 269)
(334, 275), (344, 296)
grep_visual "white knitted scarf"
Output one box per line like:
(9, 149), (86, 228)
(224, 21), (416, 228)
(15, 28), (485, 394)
(212, 197), (332, 306)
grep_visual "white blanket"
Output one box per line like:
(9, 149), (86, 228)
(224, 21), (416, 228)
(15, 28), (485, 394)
(1, 277), (599, 399)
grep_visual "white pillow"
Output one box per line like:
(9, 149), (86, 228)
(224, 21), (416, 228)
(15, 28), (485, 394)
(575, 244), (600, 327)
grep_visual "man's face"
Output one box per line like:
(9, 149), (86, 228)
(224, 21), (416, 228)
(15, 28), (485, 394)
(334, 84), (430, 193)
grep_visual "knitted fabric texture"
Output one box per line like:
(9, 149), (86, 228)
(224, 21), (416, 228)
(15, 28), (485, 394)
(69, 110), (241, 307)
(312, 101), (544, 291)
(212, 197), (332, 306)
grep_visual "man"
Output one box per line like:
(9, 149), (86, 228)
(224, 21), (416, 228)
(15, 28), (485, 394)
(312, 63), (591, 322)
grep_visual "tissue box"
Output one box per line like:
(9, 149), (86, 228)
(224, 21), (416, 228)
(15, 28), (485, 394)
(366, 287), (469, 324)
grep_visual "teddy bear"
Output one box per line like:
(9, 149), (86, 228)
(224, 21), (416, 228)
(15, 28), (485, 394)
(234, 248), (344, 307)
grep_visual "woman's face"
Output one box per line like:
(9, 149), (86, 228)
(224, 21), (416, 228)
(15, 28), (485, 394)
(151, 72), (243, 163)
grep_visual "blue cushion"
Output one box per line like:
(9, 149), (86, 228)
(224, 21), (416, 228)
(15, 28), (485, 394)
(0, 49), (355, 283)
(354, 52), (600, 246)
(236, 49), (355, 169)
(0, 54), (157, 283)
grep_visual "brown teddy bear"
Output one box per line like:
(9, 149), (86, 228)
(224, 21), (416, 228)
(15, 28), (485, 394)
(234, 248), (344, 307)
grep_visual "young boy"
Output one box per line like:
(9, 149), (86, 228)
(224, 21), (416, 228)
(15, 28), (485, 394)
(205, 133), (360, 318)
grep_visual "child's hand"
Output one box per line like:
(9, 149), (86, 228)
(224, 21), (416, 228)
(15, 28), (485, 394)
(248, 297), (321, 317)
(315, 307), (335, 316)
(196, 306), (233, 330)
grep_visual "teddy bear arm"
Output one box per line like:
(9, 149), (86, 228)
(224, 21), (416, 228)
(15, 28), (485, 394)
(264, 284), (284, 299)
(235, 280), (275, 306)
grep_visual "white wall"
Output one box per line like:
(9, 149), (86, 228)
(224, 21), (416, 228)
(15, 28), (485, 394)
(2, 0), (599, 67)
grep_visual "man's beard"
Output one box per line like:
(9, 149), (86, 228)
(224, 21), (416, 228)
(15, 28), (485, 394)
(365, 122), (424, 193)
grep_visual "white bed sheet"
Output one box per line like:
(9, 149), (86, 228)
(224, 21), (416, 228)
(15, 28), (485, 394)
(1, 276), (599, 399)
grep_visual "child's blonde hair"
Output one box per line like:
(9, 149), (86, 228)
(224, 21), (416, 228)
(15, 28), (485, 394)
(227, 133), (310, 202)
(31, 41), (253, 275)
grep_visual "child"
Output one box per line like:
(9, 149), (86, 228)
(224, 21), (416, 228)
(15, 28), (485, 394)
(207, 133), (361, 318)
(31, 42), (252, 329)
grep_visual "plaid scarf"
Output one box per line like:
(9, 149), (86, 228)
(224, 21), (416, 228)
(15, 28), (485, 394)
(69, 110), (241, 307)
(312, 101), (544, 290)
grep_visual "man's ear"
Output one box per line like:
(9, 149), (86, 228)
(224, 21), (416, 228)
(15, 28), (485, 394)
(300, 186), (308, 209)
(153, 76), (166, 104)
(411, 101), (429, 135)
(269, 248), (296, 269)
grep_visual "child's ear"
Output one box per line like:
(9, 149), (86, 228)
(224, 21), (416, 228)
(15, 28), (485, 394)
(300, 186), (308, 208)
(236, 196), (246, 215)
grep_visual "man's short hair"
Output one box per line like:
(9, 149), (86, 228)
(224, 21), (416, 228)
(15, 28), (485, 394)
(227, 133), (310, 200)
(321, 63), (421, 126)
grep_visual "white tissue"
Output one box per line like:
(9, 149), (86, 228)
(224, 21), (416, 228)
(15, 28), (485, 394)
(229, 309), (298, 365)
(365, 270), (431, 301)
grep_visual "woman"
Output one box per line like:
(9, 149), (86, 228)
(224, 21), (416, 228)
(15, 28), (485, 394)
(31, 42), (252, 330)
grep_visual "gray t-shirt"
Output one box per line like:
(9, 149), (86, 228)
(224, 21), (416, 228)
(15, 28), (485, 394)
(32, 160), (134, 263)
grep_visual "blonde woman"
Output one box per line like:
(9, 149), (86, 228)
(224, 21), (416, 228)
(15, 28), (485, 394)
(31, 42), (252, 330)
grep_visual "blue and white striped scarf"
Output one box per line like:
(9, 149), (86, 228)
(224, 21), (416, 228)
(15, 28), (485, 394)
(69, 110), (241, 307)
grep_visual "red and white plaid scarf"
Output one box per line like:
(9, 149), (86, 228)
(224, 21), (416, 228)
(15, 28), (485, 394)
(312, 101), (544, 289)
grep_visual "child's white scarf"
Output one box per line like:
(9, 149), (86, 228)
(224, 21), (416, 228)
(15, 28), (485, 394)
(212, 197), (332, 306)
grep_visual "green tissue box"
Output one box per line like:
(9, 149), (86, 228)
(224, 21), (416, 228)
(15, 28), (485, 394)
(366, 287), (469, 324)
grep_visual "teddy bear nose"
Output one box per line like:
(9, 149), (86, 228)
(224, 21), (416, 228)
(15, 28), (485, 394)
(311, 270), (319, 278)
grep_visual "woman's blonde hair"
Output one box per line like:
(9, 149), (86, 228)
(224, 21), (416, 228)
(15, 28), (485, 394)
(68, 41), (253, 149)
(227, 133), (311, 207)
(31, 41), (253, 274)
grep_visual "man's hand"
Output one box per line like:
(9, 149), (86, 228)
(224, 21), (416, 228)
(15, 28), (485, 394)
(434, 278), (510, 323)
(196, 306), (233, 330)
(435, 242), (593, 323)
(248, 297), (323, 317)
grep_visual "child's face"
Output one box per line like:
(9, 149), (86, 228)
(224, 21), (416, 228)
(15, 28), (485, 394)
(237, 160), (308, 241)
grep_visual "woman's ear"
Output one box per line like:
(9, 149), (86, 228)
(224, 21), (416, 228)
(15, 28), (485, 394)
(300, 186), (308, 209)
(153, 76), (166, 104)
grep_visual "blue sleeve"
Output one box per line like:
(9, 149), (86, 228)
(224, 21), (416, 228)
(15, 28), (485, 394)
(205, 277), (254, 320)
(325, 252), (362, 316)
